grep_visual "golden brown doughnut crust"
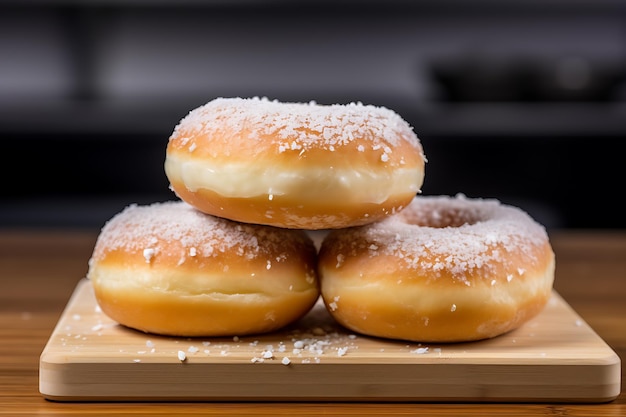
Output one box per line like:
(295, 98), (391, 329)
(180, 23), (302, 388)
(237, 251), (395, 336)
(164, 97), (426, 229)
(318, 194), (556, 343)
(87, 201), (320, 337)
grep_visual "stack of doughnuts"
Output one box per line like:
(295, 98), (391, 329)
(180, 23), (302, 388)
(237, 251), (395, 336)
(87, 96), (555, 343)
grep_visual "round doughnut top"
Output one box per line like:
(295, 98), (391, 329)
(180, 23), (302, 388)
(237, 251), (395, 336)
(168, 96), (424, 160)
(90, 200), (313, 262)
(323, 194), (551, 281)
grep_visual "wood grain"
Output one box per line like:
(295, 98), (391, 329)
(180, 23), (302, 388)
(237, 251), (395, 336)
(39, 279), (620, 403)
(1, 229), (625, 416)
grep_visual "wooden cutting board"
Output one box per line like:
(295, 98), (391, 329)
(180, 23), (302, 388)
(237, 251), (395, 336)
(39, 278), (620, 403)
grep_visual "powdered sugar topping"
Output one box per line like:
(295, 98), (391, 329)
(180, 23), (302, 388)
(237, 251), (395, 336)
(323, 194), (551, 281)
(90, 201), (313, 262)
(169, 97), (423, 159)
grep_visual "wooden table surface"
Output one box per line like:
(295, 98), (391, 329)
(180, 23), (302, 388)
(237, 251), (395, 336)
(1, 228), (624, 416)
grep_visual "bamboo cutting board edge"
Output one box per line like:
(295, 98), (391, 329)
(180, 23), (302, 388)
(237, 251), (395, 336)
(39, 279), (621, 403)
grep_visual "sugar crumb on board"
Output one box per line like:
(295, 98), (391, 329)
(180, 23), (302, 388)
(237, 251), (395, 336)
(54, 298), (455, 364)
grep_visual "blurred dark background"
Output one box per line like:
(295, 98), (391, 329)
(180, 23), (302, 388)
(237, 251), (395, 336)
(1, 0), (625, 230)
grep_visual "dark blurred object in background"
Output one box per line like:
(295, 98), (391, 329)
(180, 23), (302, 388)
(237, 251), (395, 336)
(1, 1), (625, 230)
(431, 54), (626, 102)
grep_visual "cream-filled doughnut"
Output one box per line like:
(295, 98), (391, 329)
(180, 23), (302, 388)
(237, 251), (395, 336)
(164, 97), (426, 230)
(318, 194), (555, 343)
(87, 201), (320, 337)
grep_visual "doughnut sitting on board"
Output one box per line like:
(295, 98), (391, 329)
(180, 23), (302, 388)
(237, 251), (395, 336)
(318, 194), (556, 343)
(87, 201), (320, 337)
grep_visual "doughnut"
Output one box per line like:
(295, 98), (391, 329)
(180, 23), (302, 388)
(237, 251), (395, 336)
(164, 97), (426, 230)
(317, 194), (555, 343)
(87, 201), (320, 337)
